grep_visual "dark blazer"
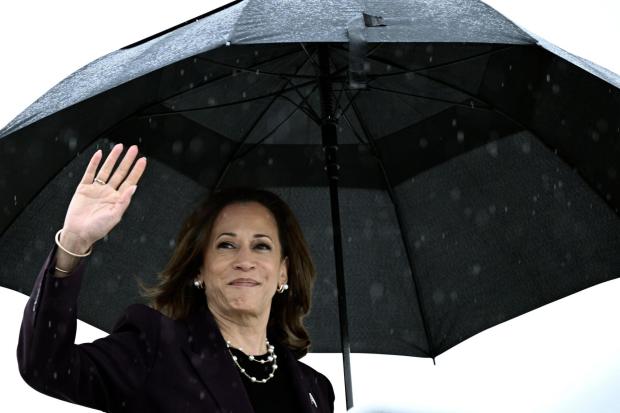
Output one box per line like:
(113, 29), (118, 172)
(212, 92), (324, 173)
(17, 246), (335, 413)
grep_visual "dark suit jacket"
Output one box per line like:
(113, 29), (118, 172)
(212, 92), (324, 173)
(17, 246), (335, 413)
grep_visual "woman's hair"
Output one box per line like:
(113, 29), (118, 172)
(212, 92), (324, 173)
(142, 187), (315, 358)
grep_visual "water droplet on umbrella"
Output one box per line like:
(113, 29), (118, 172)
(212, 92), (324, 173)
(369, 282), (384, 303)
(432, 289), (445, 304)
(546, 74), (551, 82)
(172, 140), (184, 155)
(457, 131), (465, 142)
(471, 264), (481, 275)
(521, 141), (531, 153)
(68, 136), (78, 151)
(450, 188), (461, 202)
(485, 142), (498, 157)
(552, 84), (560, 94)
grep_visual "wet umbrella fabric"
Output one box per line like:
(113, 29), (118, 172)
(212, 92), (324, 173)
(1, 0), (620, 410)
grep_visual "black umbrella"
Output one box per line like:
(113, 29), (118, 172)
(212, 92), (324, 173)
(2, 0), (620, 409)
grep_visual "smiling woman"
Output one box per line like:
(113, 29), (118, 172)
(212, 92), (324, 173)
(16, 145), (334, 413)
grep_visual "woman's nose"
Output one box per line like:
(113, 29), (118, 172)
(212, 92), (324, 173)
(233, 246), (256, 270)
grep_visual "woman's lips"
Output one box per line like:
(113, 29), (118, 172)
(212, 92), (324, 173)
(228, 278), (260, 287)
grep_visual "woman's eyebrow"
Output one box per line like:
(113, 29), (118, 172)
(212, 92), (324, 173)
(216, 232), (273, 241)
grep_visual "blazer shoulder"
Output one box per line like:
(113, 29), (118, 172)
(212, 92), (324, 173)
(110, 304), (165, 340)
(296, 359), (335, 404)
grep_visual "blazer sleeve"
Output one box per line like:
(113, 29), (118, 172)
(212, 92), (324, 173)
(17, 245), (161, 413)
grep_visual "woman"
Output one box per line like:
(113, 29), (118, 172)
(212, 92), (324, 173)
(17, 143), (335, 413)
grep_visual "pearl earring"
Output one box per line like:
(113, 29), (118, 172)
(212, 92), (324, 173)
(194, 279), (204, 289)
(277, 283), (289, 294)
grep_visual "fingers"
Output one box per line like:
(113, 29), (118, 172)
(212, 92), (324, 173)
(80, 150), (103, 185)
(107, 145), (139, 189)
(94, 143), (124, 184)
(118, 157), (147, 193)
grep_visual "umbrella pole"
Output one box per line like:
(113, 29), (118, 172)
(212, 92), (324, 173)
(318, 43), (354, 410)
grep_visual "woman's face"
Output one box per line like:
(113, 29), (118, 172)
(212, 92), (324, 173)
(198, 201), (288, 321)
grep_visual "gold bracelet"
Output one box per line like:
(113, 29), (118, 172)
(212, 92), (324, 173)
(55, 229), (93, 258)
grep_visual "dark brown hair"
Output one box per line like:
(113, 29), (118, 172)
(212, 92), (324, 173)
(143, 187), (315, 358)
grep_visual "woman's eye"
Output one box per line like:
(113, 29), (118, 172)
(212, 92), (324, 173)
(256, 243), (271, 250)
(217, 242), (234, 249)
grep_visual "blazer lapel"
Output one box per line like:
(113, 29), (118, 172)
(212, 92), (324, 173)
(181, 305), (254, 413)
(278, 347), (315, 413)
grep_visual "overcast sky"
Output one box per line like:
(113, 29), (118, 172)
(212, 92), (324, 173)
(1, 1), (619, 412)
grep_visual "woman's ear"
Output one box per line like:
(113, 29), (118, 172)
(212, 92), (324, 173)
(279, 256), (289, 285)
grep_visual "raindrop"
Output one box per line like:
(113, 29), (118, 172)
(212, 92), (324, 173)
(457, 131), (465, 143)
(432, 290), (445, 304)
(267, 158), (273, 166)
(419, 138), (428, 148)
(193, 58), (197, 64)
(169, 239), (176, 248)
(189, 82), (194, 89)
(139, 234), (147, 243)
(68, 136), (78, 151)
(500, 81), (504, 88)
(449, 188), (461, 201)
(172, 140), (184, 155)
(208, 97), (216, 106)
(13, 195), (17, 206)
(508, 64), (512, 71)
(242, 91), (247, 98)
(179, 69), (185, 76)
(428, 56), (433, 63)
(591, 131), (600, 142)
(545, 74), (551, 82)
(552, 84), (560, 94)
(471, 264), (481, 275)
(53, 372), (58, 380)
(521, 141), (531, 153)
(451, 118), (457, 127)
(369, 282), (384, 303)
(485, 142), (498, 157)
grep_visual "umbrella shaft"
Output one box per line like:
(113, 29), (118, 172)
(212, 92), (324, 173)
(318, 43), (354, 410)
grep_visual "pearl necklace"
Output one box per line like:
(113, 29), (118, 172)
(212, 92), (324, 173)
(225, 339), (278, 384)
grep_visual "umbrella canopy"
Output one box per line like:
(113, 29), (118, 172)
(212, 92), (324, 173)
(2, 0), (620, 408)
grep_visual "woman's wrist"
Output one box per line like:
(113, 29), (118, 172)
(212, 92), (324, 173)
(53, 229), (93, 278)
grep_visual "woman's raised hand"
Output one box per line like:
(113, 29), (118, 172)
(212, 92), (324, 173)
(60, 144), (147, 253)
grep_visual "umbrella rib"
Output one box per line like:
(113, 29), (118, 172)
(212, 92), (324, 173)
(138, 47), (308, 115)
(366, 85), (492, 110)
(213, 51), (318, 189)
(331, 43), (516, 80)
(234, 84), (320, 159)
(196, 55), (317, 80)
(344, 89), (437, 360)
(139, 79), (317, 117)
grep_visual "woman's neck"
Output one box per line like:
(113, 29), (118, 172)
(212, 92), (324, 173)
(209, 307), (270, 355)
